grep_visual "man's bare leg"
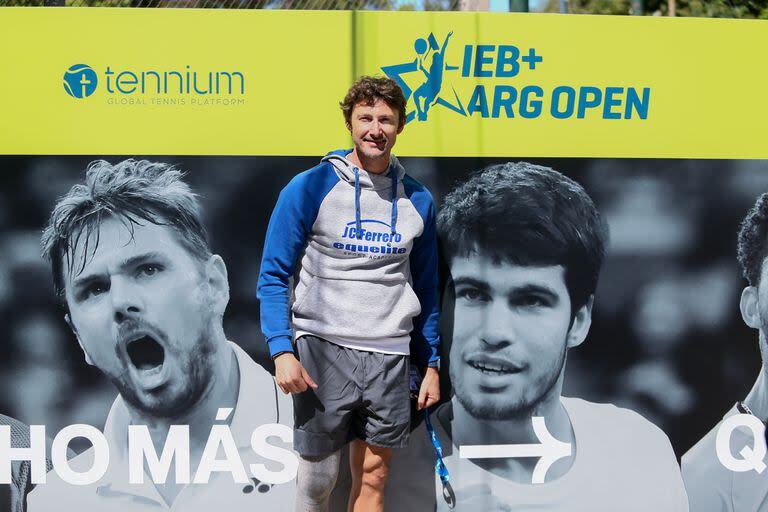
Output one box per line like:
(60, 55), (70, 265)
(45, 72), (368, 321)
(347, 439), (393, 512)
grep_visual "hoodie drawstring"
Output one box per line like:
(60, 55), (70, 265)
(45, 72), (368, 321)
(390, 169), (398, 235)
(353, 164), (398, 238)
(354, 167), (362, 239)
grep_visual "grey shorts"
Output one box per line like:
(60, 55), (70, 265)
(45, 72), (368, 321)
(292, 335), (411, 457)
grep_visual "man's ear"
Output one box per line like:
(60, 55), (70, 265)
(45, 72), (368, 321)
(205, 255), (230, 316)
(65, 313), (93, 366)
(740, 286), (761, 330)
(566, 296), (594, 349)
(345, 120), (352, 133)
(396, 119), (405, 134)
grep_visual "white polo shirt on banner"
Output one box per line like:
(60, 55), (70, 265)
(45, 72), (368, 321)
(385, 397), (689, 512)
(28, 342), (294, 512)
(682, 405), (768, 512)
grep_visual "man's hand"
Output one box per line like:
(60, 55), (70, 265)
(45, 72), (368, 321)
(274, 353), (317, 394)
(417, 367), (440, 410)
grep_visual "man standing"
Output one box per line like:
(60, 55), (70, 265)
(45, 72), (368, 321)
(257, 76), (441, 512)
(385, 162), (689, 511)
(682, 192), (768, 511)
(28, 159), (293, 511)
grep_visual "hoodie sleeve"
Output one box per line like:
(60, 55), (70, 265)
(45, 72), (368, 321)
(257, 164), (338, 358)
(403, 176), (441, 367)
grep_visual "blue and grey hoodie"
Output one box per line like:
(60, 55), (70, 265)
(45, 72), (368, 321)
(257, 149), (440, 367)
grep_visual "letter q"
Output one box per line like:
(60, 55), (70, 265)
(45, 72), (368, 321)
(715, 414), (767, 473)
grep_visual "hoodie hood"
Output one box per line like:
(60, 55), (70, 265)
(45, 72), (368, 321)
(322, 149), (405, 189)
(321, 149), (404, 235)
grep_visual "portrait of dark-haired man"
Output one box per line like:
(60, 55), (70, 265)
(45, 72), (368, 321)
(384, 162), (689, 511)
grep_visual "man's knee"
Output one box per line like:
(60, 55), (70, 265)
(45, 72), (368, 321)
(360, 471), (388, 494)
(359, 455), (390, 493)
(296, 453), (341, 505)
(300, 475), (336, 503)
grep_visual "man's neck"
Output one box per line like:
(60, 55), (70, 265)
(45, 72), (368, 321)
(744, 366), (768, 422)
(348, 148), (390, 175)
(449, 392), (575, 483)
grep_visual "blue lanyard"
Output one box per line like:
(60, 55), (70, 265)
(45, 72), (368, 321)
(424, 407), (455, 508)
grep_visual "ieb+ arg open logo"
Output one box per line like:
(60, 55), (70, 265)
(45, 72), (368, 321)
(382, 31), (465, 124)
(63, 64), (98, 99)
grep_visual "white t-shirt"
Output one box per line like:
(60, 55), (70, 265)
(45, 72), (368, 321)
(28, 342), (294, 512)
(682, 405), (768, 512)
(385, 397), (689, 512)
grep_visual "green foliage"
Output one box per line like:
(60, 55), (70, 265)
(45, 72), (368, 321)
(662, 0), (768, 17)
(569, 0), (632, 14)
(543, 0), (768, 16)
(419, 0), (456, 9)
(66, 0), (132, 5)
(0, 0), (764, 17)
(542, 0), (631, 14)
(0, 0), (45, 5)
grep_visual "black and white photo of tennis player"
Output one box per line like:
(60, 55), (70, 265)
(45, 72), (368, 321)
(384, 162), (689, 511)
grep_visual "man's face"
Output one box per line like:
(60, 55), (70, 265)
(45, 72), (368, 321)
(447, 255), (585, 420)
(346, 99), (403, 164)
(64, 216), (219, 418)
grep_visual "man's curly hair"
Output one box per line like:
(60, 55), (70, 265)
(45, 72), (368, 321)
(340, 76), (407, 128)
(737, 192), (768, 287)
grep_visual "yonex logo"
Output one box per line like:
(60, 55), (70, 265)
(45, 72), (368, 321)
(63, 64), (98, 99)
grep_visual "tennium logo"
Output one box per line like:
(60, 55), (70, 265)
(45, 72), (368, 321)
(62, 64), (247, 108)
(102, 65), (244, 96)
(63, 64), (98, 99)
(383, 31), (651, 123)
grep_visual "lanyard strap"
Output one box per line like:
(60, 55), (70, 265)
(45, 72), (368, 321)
(424, 407), (455, 508)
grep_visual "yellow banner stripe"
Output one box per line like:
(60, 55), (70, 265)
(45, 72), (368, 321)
(1, 9), (765, 158)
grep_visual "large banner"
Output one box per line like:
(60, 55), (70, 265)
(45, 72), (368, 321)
(1, 8), (767, 512)
(1, 9), (767, 157)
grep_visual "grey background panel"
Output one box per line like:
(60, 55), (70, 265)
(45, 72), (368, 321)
(0, 155), (762, 458)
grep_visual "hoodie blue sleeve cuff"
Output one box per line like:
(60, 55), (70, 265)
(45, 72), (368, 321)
(267, 336), (295, 359)
(411, 335), (441, 368)
(428, 345), (440, 367)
